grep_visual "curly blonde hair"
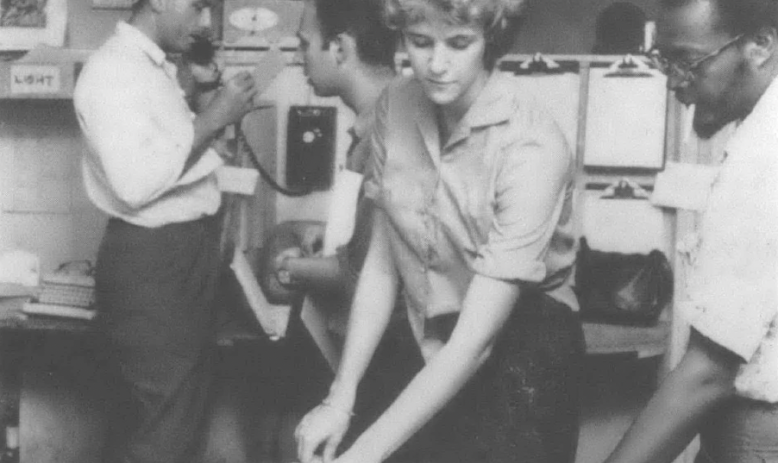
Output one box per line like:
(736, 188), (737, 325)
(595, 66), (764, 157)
(384, 0), (527, 68)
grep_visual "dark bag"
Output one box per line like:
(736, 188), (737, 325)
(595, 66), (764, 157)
(575, 238), (674, 326)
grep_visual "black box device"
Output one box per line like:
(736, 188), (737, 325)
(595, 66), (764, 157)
(286, 105), (336, 191)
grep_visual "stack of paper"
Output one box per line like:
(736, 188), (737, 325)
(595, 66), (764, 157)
(22, 302), (96, 320)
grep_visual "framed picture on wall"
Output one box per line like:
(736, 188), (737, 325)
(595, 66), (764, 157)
(0, 0), (67, 50)
(221, 0), (302, 48)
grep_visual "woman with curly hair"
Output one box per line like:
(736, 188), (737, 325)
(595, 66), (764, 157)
(294, 1), (585, 462)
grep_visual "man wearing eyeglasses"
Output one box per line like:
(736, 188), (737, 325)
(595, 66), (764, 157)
(604, 1), (778, 463)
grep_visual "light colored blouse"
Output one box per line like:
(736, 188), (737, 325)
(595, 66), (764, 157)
(365, 73), (578, 356)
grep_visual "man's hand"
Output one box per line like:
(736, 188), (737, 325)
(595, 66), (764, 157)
(205, 70), (258, 130)
(300, 223), (326, 257)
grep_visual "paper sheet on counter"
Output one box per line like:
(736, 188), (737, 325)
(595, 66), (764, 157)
(301, 169), (363, 370)
(230, 249), (290, 340)
(322, 170), (363, 256)
(216, 166), (259, 195)
(651, 162), (719, 211)
(0, 250), (40, 287)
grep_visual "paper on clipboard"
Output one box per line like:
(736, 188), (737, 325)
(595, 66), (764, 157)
(230, 248), (291, 340)
(513, 72), (580, 155)
(651, 162), (719, 211)
(583, 189), (667, 254)
(584, 68), (667, 168)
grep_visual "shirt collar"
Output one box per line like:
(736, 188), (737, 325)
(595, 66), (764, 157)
(725, 74), (778, 160)
(462, 72), (516, 128)
(440, 72), (515, 148)
(351, 104), (376, 141)
(115, 22), (177, 78)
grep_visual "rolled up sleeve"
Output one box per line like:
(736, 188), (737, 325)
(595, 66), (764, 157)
(472, 119), (573, 283)
(687, 155), (778, 361)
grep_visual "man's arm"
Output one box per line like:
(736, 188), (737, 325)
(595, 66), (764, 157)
(186, 70), (257, 173)
(75, 65), (256, 209)
(604, 329), (741, 463)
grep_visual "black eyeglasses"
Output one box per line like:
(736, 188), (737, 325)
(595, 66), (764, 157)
(647, 33), (745, 82)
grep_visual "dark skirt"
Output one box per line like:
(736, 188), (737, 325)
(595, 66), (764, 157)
(425, 290), (585, 463)
(94, 216), (221, 463)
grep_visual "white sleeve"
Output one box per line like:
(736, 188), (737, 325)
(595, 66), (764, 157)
(75, 59), (195, 211)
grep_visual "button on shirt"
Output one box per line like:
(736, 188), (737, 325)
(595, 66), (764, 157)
(365, 73), (578, 352)
(74, 22), (223, 228)
(684, 76), (778, 403)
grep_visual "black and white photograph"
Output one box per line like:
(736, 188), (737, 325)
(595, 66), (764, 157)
(0, 0), (776, 462)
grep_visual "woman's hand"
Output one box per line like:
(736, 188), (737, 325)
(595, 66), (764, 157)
(331, 445), (382, 463)
(295, 401), (353, 463)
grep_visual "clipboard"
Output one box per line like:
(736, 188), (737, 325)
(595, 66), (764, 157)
(500, 53), (580, 75)
(582, 179), (668, 254)
(502, 54), (580, 154)
(584, 57), (668, 169)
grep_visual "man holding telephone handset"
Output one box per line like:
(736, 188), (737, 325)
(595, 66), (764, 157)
(73, 0), (257, 460)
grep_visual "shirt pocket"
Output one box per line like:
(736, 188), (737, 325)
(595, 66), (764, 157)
(445, 171), (493, 248)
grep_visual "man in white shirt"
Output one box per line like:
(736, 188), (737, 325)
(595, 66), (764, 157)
(604, 0), (778, 462)
(73, 0), (257, 460)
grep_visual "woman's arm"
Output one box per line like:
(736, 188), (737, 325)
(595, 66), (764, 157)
(604, 329), (741, 463)
(296, 209), (400, 463)
(338, 275), (522, 463)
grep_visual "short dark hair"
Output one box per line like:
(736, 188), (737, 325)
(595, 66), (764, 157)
(594, 2), (647, 54)
(313, 0), (398, 69)
(661, 0), (778, 37)
(384, 0), (527, 69)
(131, 0), (147, 15)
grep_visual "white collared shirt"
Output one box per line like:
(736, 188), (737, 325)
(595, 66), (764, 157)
(74, 22), (223, 228)
(683, 76), (778, 403)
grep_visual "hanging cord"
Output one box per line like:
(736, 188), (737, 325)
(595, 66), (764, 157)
(235, 124), (314, 197)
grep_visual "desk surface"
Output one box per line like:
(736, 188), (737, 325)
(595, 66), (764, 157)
(0, 315), (91, 334)
(0, 314), (670, 356)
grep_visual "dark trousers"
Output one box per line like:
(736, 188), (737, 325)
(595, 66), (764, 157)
(94, 216), (220, 463)
(425, 291), (585, 463)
